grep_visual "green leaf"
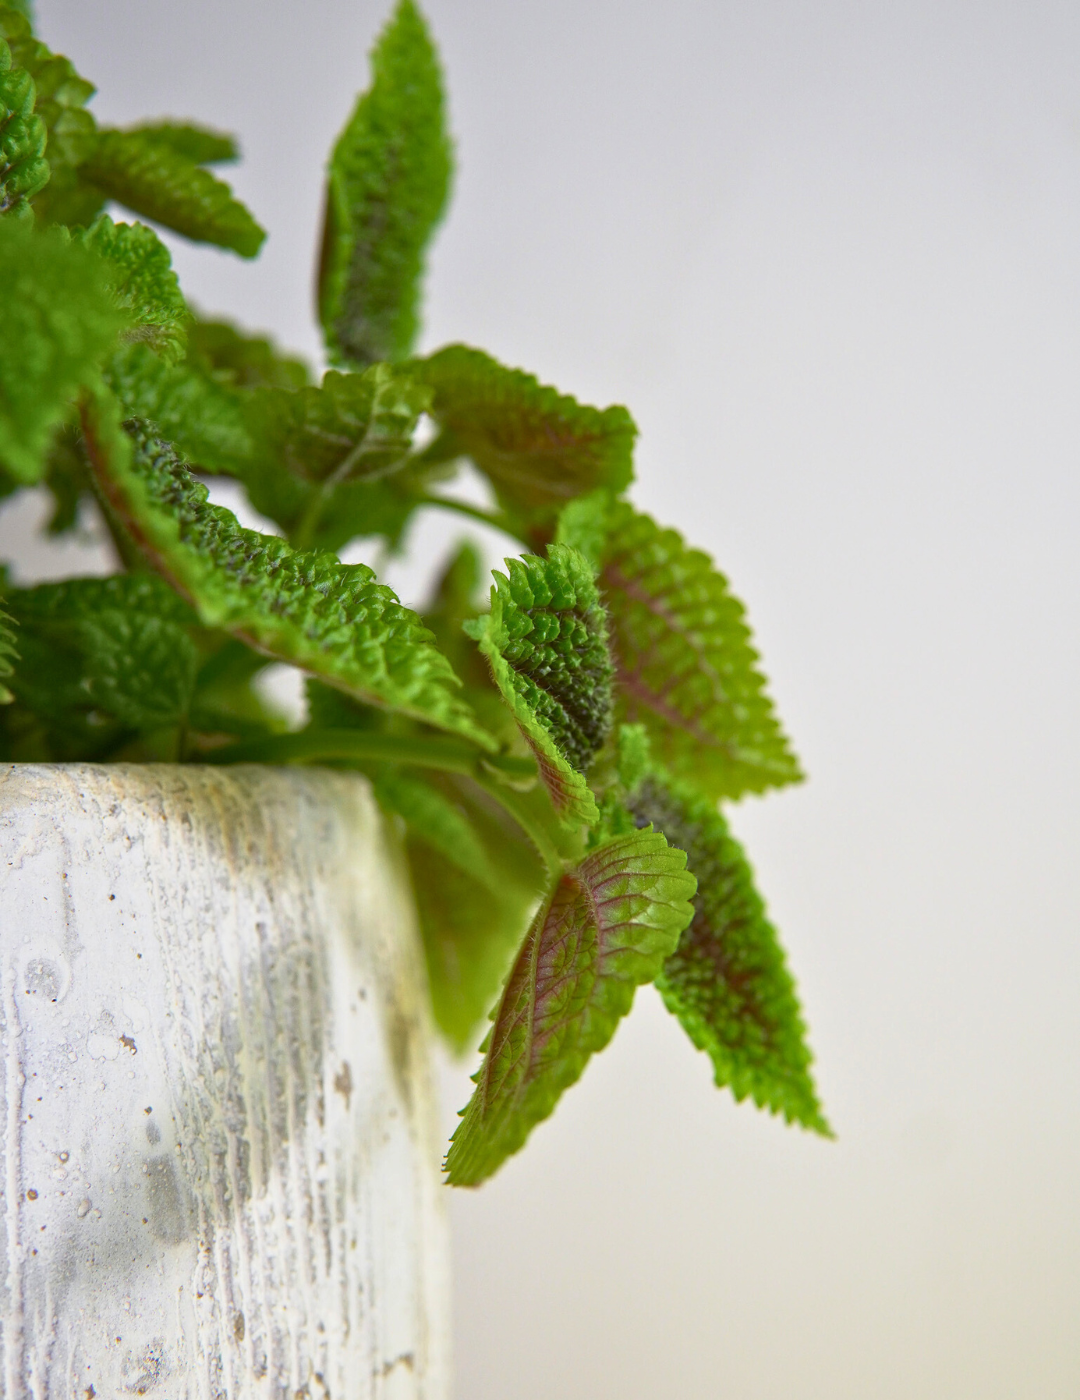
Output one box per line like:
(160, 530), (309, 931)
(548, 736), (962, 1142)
(81, 128), (265, 257)
(106, 347), (428, 552)
(187, 317), (310, 391)
(0, 34), (48, 220)
(0, 602), (17, 703)
(422, 541), (517, 743)
(0, 221), (123, 483)
(121, 120), (239, 167)
(1, 574), (198, 755)
(399, 771), (545, 1051)
(105, 342), (255, 479)
(79, 392), (497, 750)
(417, 345), (636, 539)
(444, 826), (696, 1185)
(77, 215), (188, 362)
(241, 362), (430, 548)
(560, 495), (803, 801)
(468, 545), (613, 825)
(0, 7), (100, 227)
(319, 0), (451, 366)
(628, 771), (829, 1134)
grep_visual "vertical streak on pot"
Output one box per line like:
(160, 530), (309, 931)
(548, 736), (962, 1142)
(0, 763), (449, 1400)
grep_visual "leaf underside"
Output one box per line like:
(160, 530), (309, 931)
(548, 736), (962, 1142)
(444, 826), (696, 1185)
(473, 545), (613, 825)
(79, 394), (496, 748)
(320, 0), (451, 366)
(595, 499), (802, 800)
(628, 772), (829, 1133)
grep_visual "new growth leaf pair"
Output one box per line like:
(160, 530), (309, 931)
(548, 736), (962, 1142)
(0, 0), (829, 1185)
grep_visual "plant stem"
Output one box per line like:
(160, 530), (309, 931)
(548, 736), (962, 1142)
(418, 494), (521, 539)
(206, 726), (534, 779)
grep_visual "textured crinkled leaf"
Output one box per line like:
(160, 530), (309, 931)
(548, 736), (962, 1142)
(80, 394), (496, 749)
(187, 317), (310, 391)
(0, 602), (17, 703)
(122, 121), (239, 166)
(319, 0), (451, 366)
(82, 128), (265, 257)
(0, 7), (100, 227)
(470, 545), (612, 825)
(418, 345), (636, 537)
(629, 772), (829, 1133)
(0, 222), (123, 482)
(1, 574), (198, 754)
(77, 216), (188, 361)
(107, 347), (426, 551)
(565, 497), (802, 800)
(0, 35), (48, 219)
(106, 343), (254, 478)
(444, 827), (696, 1185)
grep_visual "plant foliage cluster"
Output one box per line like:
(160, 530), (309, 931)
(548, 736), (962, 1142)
(0, 0), (828, 1183)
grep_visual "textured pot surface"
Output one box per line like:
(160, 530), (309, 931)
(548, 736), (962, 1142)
(0, 764), (448, 1400)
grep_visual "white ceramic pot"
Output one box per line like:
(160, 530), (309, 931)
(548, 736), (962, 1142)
(0, 764), (449, 1400)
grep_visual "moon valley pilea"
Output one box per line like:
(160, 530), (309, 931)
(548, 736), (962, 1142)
(0, 0), (830, 1183)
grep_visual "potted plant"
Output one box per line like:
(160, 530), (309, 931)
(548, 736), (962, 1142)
(0, 0), (828, 1393)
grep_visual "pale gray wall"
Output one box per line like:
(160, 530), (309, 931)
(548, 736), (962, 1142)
(8, 2), (1080, 1396)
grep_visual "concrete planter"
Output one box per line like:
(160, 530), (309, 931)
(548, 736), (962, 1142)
(0, 764), (449, 1400)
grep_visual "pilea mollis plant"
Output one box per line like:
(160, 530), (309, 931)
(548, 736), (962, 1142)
(0, 0), (830, 1183)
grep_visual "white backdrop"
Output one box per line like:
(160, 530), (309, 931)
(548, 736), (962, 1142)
(7, 2), (1080, 1395)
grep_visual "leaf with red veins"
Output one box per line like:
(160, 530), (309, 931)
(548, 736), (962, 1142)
(444, 827), (695, 1186)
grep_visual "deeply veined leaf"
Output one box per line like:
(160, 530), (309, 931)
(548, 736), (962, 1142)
(0, 603), (17, 703)
(0, 6), (100, 227)
(418, 345), (637, 538)
(0, 221), (123, 482)
(0, 35), (48, 220)
(628, 772), (829, 1134)
(444, 827), (696, 1185)
(560, 494), (802, 800)
(467, 545), (613, 825)
(319, 0), (451, 366)
(187, 317), (310, 391)
(80, 393), (497, 749)
(1, 574), (198, 755)
(122, 121), (239, 167)
(81, 128), (265, 257)
(251, 364), (428, 484)
(77, 216), (188, 362)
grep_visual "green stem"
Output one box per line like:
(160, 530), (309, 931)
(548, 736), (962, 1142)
(206, 727), (535, 779)
(418, 494), (521, 539)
